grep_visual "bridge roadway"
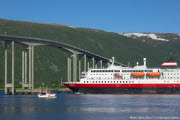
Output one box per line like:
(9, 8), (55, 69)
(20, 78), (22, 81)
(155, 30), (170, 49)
(0, 34), (126, 95)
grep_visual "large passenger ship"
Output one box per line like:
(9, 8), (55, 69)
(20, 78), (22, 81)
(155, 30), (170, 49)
(64, 57), (180, 94)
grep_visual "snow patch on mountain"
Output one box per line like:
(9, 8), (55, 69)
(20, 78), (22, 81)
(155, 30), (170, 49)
(67, 25), (77, 28)
(120, 33), (169, 41)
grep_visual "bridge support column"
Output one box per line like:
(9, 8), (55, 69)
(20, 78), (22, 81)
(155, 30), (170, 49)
(5, 41), (15, 95)
(22, 46), (33, 89)
(79, 56), (81, 80)
(84, 55), (86, 72)
(69, 58), (71, 82)
(107, 62), (111, 67)
(88, 59), (90, 71)
(32, 46), (34, 89)
(29, 46), (32, 89)
(73, 54), (77, 82)
(95, 60), (98, 69)
(67, 57), (70, 82)
(4, 42), (7, 95)
(92, 57), (95, 69)
(11, 41), (15, 95)
(100, 60), (103, 69)
(25, 50), (27, 85)
(22, 50), (25, 89)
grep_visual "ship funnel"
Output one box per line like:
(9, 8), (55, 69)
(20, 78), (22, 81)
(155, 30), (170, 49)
(144, 58), (146, 67)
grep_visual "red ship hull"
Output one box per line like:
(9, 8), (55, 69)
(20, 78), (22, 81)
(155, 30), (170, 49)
(64, 83), (180, 94)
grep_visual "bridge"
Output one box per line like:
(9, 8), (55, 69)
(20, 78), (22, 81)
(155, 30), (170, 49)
(0, 34), (126, 95)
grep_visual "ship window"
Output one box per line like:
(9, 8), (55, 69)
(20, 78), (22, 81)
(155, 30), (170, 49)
(123, 81), (124, 83)
(93, 81), (94, 83)
(108, 81), (109, 83)
(126, 81), (128, 83)
(96, 81), (97, 83)
(114, 81), (115, 83)
(87, 81), (88, 83)
(117, 81), (118, 83)
(129, 81), (131, 83)
(102, 81), (103, 83)
(99, 81), (100, 83)
(84, 81), (85, 83)
(105, 81), (106, 83)
(111, 81), (112, 83)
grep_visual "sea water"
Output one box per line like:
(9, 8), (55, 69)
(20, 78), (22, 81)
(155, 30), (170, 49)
(0, 91), (180, 120)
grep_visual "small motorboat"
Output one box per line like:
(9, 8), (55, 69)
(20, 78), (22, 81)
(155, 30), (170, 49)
(38, 92), (56, 98)
(37, 87), (56, 98)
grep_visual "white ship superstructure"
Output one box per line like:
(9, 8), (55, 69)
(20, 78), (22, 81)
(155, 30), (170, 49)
(64, 57), (180, 94)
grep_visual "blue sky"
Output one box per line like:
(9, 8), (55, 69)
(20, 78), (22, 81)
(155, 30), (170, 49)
(0, 0), (180, 33)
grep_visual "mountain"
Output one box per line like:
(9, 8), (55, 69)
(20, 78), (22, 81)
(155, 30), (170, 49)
(0, 18), (180, 88)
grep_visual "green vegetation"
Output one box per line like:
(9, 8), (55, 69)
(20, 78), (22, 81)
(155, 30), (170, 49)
(0, 18), (180, 88)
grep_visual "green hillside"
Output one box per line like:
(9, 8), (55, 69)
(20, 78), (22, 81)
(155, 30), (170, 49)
(0, 18), (180, 88)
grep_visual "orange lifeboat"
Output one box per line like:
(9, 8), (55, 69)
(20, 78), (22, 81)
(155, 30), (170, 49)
(113, 75), (123, 78)
(131, 72), (145, 77)
(147, 72), (161, 77)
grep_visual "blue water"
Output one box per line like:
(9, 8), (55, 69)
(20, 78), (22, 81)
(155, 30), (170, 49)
(0, 91), (180, 120)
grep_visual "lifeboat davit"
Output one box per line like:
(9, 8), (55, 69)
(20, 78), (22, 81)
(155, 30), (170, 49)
(147, 72), (161, 77)
(131, 72), (145, 77)
(113, 75), (123, 78)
